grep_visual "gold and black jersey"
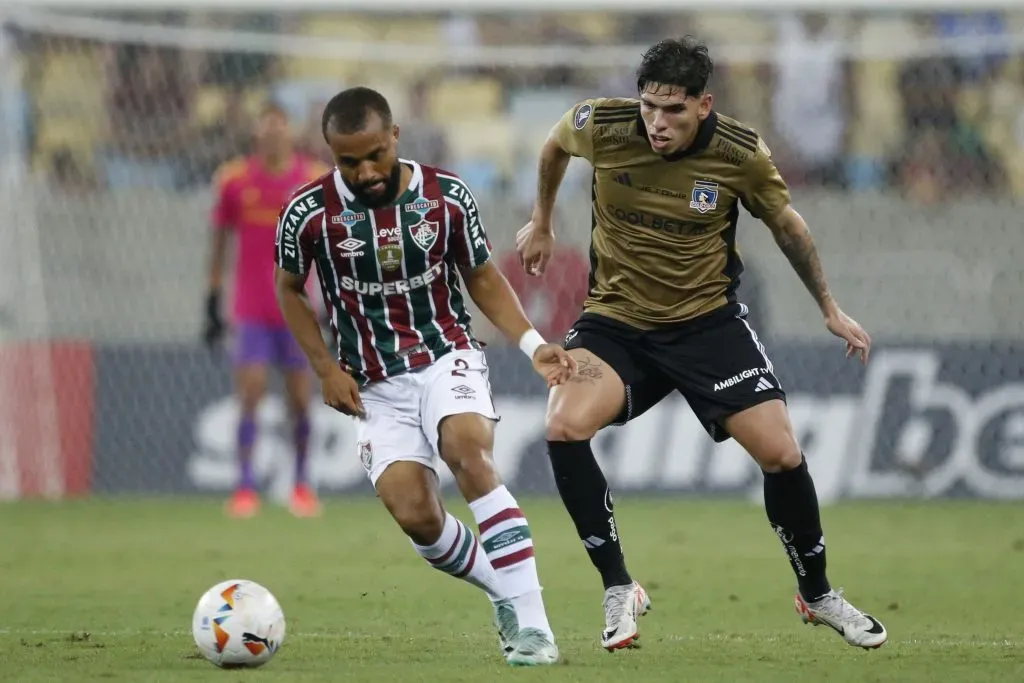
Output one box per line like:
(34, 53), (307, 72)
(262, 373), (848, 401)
(553, 97), (791, 328)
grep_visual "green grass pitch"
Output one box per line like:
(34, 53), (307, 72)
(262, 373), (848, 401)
(1, 497), (1021, 682)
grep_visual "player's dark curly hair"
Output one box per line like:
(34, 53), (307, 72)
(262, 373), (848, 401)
(636, 36), (714, 98)
(321, 86), (393, 140)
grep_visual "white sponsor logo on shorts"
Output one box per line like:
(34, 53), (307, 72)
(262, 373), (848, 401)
(713, 367), (767, 392)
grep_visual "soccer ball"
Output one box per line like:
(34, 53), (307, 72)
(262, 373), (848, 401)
(191, 579), (286, 668)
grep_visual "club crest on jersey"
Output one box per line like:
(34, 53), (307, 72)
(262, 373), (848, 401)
(409, 219), (439, 252)
(574, 103), (593, 130)
(690, 181), (719, 214)
(332, 209), (365, 226)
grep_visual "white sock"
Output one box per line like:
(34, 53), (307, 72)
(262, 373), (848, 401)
(469, 485), (553, 640)
(411, 512), (503, 601)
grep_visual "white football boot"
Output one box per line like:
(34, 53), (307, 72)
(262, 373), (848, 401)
(507, 628), (559, 666)
(601, 581), (651, 651)
(795, 588), (887, 649)
(493, 598), (518, 658)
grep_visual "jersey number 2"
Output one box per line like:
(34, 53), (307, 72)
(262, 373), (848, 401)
(451, 358), (470, 377)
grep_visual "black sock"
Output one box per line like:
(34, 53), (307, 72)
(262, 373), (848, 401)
(763, 455), (831, 601)
(548, 439), (632, 589)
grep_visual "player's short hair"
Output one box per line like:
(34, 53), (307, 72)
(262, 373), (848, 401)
(636, 36), (714, 98)
(321, 87), (393, 140)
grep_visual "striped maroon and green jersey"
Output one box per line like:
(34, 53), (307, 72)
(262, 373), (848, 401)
(273, 160), (493, 385)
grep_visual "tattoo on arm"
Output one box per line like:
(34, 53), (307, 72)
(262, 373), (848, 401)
(570, 356), (603, 384)
(773, 225), (832, 312)
(534, 140), (570, 219)
(536, 160), (553, 201)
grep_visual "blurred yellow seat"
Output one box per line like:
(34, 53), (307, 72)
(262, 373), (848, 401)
(242, 88), (271, 118)
(573, 13), (618, 42)
(35, 50), (105, 120)
(443, 118), (515, 175)
(428, 79), (503, 123)
(849, 61), (903, 158)
(849, 17), (917, 156)
(383, 20), (440, 45)
(695, 13), (773, 48)
(285, 16), (384, 82)
(194, 86), (228, 127)
(33, 48), (106, 162)
(35, 118), (97, 175)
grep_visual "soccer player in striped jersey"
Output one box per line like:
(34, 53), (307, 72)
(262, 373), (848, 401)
(273, 87), (571, 666)
(205, 103), (330, 519)
(519, 37), (887, 652)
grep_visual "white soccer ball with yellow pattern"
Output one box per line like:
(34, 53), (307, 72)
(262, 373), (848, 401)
(192, 579), (286, 668)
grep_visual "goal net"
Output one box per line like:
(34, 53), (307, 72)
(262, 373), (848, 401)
(2, 6), (1023, 502)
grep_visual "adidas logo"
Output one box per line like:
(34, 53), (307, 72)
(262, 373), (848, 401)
(613, 173), (632, 187)
(754, 377), (774, 392)
(582, 536), (606, 549)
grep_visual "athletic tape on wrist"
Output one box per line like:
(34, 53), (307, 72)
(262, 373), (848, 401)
(518, 328), (546, 359)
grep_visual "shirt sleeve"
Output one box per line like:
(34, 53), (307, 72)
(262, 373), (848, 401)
(210, 164), (239, 230)
(274, 188), (323, 277)
(442, 174), (492, 270)
(738, 138), (792, 220)
(552, 99), (598, 162)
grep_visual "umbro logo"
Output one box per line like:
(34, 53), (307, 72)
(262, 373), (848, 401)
(613, 173), (632, 187)
(452, 385), (476, 399)
(754, 377), (774, 393)
(337, 237), (366, 257)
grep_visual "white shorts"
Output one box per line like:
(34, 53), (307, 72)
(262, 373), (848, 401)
(355, 349), (499, 487)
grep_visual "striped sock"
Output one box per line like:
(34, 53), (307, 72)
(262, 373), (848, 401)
(412, 512), (503, 601)
(470, 486), (553, 639)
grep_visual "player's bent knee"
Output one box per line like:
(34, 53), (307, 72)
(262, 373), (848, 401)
(438, 416), (495, 468)
(545, 407), (601, 442)
(451, 452), (500, 490)
(438, 430), (500, 494)
(754, 446), (803, 473)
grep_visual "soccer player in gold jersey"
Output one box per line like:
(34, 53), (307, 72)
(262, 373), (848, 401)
(517, 37), (887, 652)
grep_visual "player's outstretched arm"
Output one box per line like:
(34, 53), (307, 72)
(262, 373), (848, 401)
(461, 261), (576, 387)
(517, 132), (574, 277)
(274, 267), (364, 416)
(763, 205), (872, 364)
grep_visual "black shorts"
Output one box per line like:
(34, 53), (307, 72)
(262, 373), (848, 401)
(563, 303), (786, 442)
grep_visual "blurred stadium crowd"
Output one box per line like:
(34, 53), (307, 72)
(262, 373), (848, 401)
(7, 10), (1024, 206)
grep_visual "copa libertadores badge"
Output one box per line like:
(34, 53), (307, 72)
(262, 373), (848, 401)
(574, 103), (593, 130)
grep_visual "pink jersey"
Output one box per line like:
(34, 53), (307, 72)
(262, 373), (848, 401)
(212, 155), (329, 325)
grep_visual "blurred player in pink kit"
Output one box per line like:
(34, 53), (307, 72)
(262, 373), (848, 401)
(204, 102), (329, 519)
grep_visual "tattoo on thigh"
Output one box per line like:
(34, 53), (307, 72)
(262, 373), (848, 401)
(570, 356), (603, 384)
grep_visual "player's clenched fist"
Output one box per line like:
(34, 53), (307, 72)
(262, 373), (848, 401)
(516, 219), (556, 277)
(320, 366), (365, 418)
(532, 343), (577, 388)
